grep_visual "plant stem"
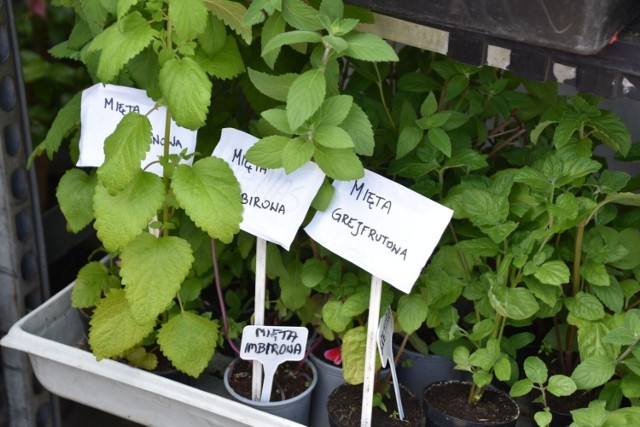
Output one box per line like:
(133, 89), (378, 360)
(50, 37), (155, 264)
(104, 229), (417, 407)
(486, 128), (526, 158)
(615, 339), (638, 364)
(374, 63), (395, 130)
(210, 239), (240, 356)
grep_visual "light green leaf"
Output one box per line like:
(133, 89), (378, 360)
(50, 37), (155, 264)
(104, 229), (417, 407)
(489, 286), (540, 320)
(494, 356), (511, 382)
(87, 12), (156, 82)
(445, 75), (469, 101)
(97, 113), (152, 195)
(313, 95), (353, 127)
(530, 120), (556, 144)
(30, 91), (81, 163)
(245, 135), (289, 168)
(341, 326), (370, 385)
(510, 379), (533, 397)
(313, 125), (354, 149)
(56, 168), (97, 233)
(78, 0), (108, 36)
(121, 234), (194, 324)
(159, 57), (211, 130)
(590, 111), (631, 157)
(124, 346), (157, 370)
(571, 356), (616, 389)
(279, 261), (311, 310)
(396, 126), (423, 159)
(524, 356), (548, 384)
(261, 11), (286, 69)
(599, 170), (630, 194)
(340, 103), (374, 156)
(169, 0), (208, 41)
(89, 289), (156, 359)
(342, 32), (398, 62)
(314, 145), (364, 181)
(533, 260), (570, 286)
(171, 156), (242, 243)
(534, 410), (552, 427)
(453, 345), (471, 371)
(262, 108), (293, 134)
(547, 375), (577, 397)
(397, 293), (428, 335)
(581, 261), (610, 287)
(157, 311), (219, 377)
(283, 136), (314, 173)
(621, 374), (640, 398)
(427, 127), (451, 157)
(323, 34), (348, 52)
(570, 401), (608, 427)
(443, 149), (488, 171)
(455, 238), (499, 257)
(281, 0), (323, 31)
(287, 68), (326, 130)
(420, 92), (437, 117)
(262, 30), (322, 58)
(610, 228), (640, 270)
(117, 0), (138, 19)
(602, 328), (636, 346)
(204, 0), (252, 44)
(196, 36), (245, 80)
(301, 258), (328, 288)
(473, 370), (493, 389)
(72, 262), (114, 308)
(311, 178), (334, 211)
(247, 68), (297, 102)
(566, 292), (605, 321)
(93, 172), (164, 252)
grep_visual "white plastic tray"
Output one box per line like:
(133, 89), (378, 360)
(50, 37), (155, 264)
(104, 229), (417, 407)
(0, 283), (304, 427)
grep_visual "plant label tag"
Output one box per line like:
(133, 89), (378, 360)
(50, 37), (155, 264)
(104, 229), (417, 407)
(305, 169), (453, 293)
(376, 307), (405, 420)
(239, 325), (309, 402)
(78, 84), (197, 176)
(213, 128), (325, 250)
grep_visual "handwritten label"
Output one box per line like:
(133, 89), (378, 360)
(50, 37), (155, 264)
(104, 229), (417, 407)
(240, 325), (308, 402)
(78, 84), (197, 176)
(305, 169), (453, 293)
(377, 307), (404, 420)
(213, 128), (325, 250)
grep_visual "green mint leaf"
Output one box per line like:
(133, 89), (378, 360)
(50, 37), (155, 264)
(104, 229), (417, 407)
(89, 289), (156, 360)
(93, 172), (164, 252)
(530, 120), (556, 144)
(489, 285), (540, 320)
(319, 0), (343, 21)
(342, 32), (399, 62)
(56, 168), (97, 233)
(494, 356), (511, 382)
(398, 73), (438, 94)
(341, 326), (369, 385)
(243, 0), (271, 26)
(262, 108), (293, 134)
(534, 410), (552, 427)
(313, 95), (353, 127)
(158, 311), (219, 377)
(445, 75), (469, 102)
(314, 145), (364, 181)
(127, 47), (161, 100)
(553, 111), (583, 148)
(171, 157), (242, 244)
(124, 346), (158, 370)
(196, 35), (245, 80)
(340, 103), (374, 156)
(397, 293), (428, 335)
(571, 356), (616, 389)
(78, 0), (108, 36)
(97, 113), (151, 195)
(566, 292), (605, 321)
(533, 260), (570, 286)
(602, 328), (636, 346)
(204, 0), (252, 44)
(198, 15), (227, 56)
(247, 68), (297, 102)
(396, 125), (423, 159)
(261, 11), (286, 69)
(87, 11), (157, 82)
(245, 135), (288, 168)
(510, 379), (534, 397)
(599, 170), (630, 194)
(117, 0), (138, 19)
(169, 0), (208, 41)
(313, 125), (354, 149)
(287, 68), (326, 130)
(311, 178), (334, 211)
(72, 261), (112, 308)
(279, 260), (311, 310)
(524, 356), (548, 384)
(580, 261), (610, 287)
(441, 111), (469, 131)
(160, 57), (211, 130)
(547, 375), (577, 397)
(262, 30), (322, 58)
(332, 17), (360, 36)
(322, 301), (353, 333)
(301, 258), (328, 288)
(468, 319), (495, 341)
(453, 346), (471, 371)
(283, 136), (314, 173)
(427, 127), (452, 157)
(281, 0), (323, 31)
(421, 111), (452, 129)
(590, 111), (631, 156)
(121, 234), (194, 324)
(323, 35), (348, 52)
(443, 149), (488, 171)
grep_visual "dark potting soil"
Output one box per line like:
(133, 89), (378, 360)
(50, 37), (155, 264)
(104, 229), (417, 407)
(425, 382), (519, 424)
(228, 359), (313, 402)
(327, 384), (424, 427)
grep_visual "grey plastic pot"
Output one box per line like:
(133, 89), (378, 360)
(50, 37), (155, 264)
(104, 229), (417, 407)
(223, 358), (317, 425)
(308, 352), (345, 427)
(395, 346), (462, 398)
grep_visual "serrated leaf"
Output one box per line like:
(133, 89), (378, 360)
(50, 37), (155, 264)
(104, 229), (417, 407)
(566, 292), (605, 321)
(571, 356), (616, 389)
(547, 375), (577, 397)
(87, 12), (156, 82)
(397, 293), (428, 334)
(420, 92), (437, 117)
(311, 178), (334, 211)
(494, 356), (511, 382)
(93, 172), (164, 252)
(56, 168), (97, 233)
(530, 120), (556, 144)
(30, 91), (81, 163)
(262, 108), (292, 134)
(97, 113), (152, 195)
(602, 327), (636, 346)
(283, 136), (314, 173)
(396, 126), (423, 159)
(510, 379), (533, 397)
(78, 0), (108, 36)
(590, 111), (631, 156)
(121, 234), (194, 323)
(124, 346), (158, 370)
(247, 68), (297, 102)
(287, 68), (326, 130)
(314, 145), (363, 181)
(159, 57), (211, 130)
(261, 11), (286, 68)
(204, 0), (252, 44)
(197, 36), (245, 80)
(117, 0), (138, 19)
(427, 127), (451, 157)
(489, 286), (539, 320)
(72, 262), (113, 308)
(313, 125), (354, 149)
(157, 311), (219, 377)
(171, 157), (242, 243)
(89, 289), (156, 359)
(313, 95), (353, 127)
(262, 30), (322, 58)
(342, 32), (398, 62)
(445, 75), (469, 101)
(245, 135), (289, 168)
(342, 326), (371, 385)
(340, 103), (374, 156)
(581, 261), (610, 287)
(169, 0), (207, 41)
(455, 238), (499, 257)
(524, 356), (548, 384)
(533, 260), (570, 286)
(281, 0), (323, 31)
(453, 346), (471, 371)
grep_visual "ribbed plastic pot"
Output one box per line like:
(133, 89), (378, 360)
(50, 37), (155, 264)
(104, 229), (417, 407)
(395, 346), (462, 399)
(308, 352), (344, 427)
(223, 358), (317, 425)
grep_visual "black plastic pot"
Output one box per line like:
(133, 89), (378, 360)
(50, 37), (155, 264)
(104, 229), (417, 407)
(346, 0), (640, 54)
(423, 380), (520, 427)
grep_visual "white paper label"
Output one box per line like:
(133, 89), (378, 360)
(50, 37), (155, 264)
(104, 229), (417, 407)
(78, 83), (197, 176)
(213, 128), (325, 250)
(304, 169), (453, 293)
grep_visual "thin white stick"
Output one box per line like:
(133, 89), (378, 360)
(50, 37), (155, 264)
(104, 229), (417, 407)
(252, 237), (267, 401)
(361, 275), (383, 427)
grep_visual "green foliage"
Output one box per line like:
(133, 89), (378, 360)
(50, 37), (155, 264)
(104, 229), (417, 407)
(56, 168), (97, 232)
